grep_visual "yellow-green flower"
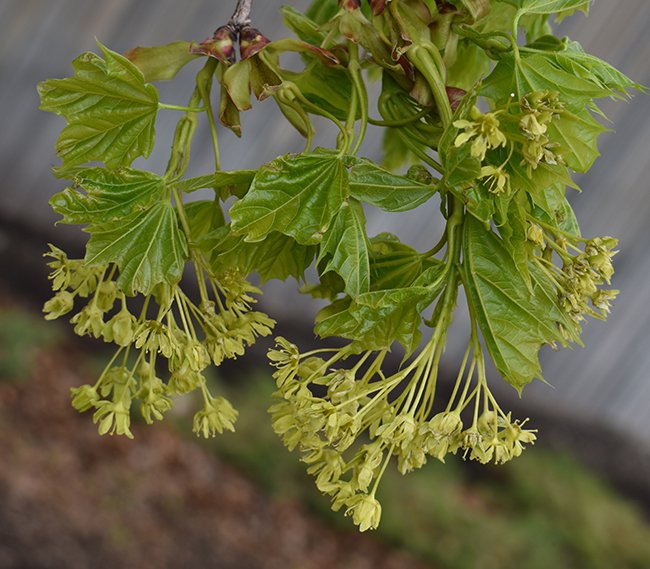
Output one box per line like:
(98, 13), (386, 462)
(454, 108), (507, 161)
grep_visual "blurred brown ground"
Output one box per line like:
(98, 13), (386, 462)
(0, 297), (433, 569)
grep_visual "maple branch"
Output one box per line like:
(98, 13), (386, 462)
(229, 0), (253, 30)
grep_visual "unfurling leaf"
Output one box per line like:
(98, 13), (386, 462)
(38, 41), (159, 169)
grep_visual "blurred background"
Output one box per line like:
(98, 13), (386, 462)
(1, 1), (649, 568)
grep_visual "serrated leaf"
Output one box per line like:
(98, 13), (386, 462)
(315, 262), (446, 354)
(230, 153), (348, 245)
(38, 42), (159, 169)
(463, 216), (572, 392)
(482, 52), (609, 109)
(125, 41), (199, 82)
(517, 0), (590, 17)
(548, 106), (606, 173)
(369, 234), (428, 291)
(85, 201), (187, 296)
(347, 158), (437, 212)
(204, 226), (316, 283)
(318, 199), (370, 297)
(51, 167), (165, 225)
(549, 41), (643, 98)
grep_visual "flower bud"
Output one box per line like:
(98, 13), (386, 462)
(43, 291), (74, 320)
(239, 26), (270, 60)
(190, 25), (237, 64)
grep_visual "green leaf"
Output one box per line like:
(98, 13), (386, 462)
(85, 201), (187, 296)
(516, 0), (590, 17)
(185, 200), (224, 242)
(369, 233), (430, 291)
(230, 153), (348, 245)
(282, 6), (326, 45)
(125, 42), (199, 82)
(463, 216), (572, 392)
(282, 65), (354, 121)
(51, 167), (165, 225)
(315, 262), (446, 354)
(318, 200), (370, 297)
(204, 226), (316, 283)
(482, 52), (610, 109)
(175, 170), (256, 198)
(530, 183), (581, 237)
(348, 158), (437, 212)
(38, 41), (159, 169)
(548, 106), (606, 173)
(549, 41), (643, 98)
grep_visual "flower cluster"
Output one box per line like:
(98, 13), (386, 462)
(518, 91), (564, 172)
(267, 334), (536, 531)
(530, 230), (619, 336)
(43, 245), (274, 438)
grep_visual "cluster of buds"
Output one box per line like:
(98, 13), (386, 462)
(558, 237), (618, 324)
(267, 333), (536, 531)
(43, 245), (274, 438)
(190, 22), (270, 65)
(519, 90), (564, 172)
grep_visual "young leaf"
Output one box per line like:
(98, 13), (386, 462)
(38, 42), (159, 169)
(463, 217), (572, 392)
(348, 158), (437, 212)
(318, 199), (370, 297)
(175, 170), (256, 198)
(516, 0), (590, 17)
(315, 262), (446, 354)
(85, 201), (187, 296)
(369, 234), (430, 291)
(282, 6), (326, 45)
(547, 106), (606, 173)
(125, 42), (200, 82)
(229, 153), (348, 245)
(481, 52), (610, 108)
(50, 168), (165, 225)
(204, 227), (316, 283)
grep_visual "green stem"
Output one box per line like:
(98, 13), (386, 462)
(196, 59), (221, 170)
(159, 102), (205, 112)
(348, 42), (369, 155)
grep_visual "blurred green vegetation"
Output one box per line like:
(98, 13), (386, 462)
(208, 373), (650, 569)
(0, 307), (62, 380)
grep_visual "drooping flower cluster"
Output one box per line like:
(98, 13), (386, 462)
(529, 228), (619, 338)
(43, 244), (274, 438)
(518, 90), (564, 172)
(267, 333), (536, 532)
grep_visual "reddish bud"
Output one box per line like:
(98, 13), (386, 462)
(189, 25), (237, 64)
(436, 0), (458, 14)
(446, 86), (467, 112)
(370, 0), (388, 16)
(340, 0), (361, 10)
(239, 25), (271, 60)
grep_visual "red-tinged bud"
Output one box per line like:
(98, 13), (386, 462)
(398, 55), (416, 82)
(340, 0), (361, 10)
(370, 0), (388, 16)
(189, 25), (237, 64)
(436, 0), (458, 14)
(239, 25), (271, 60)
(446, 86), (467, 111)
